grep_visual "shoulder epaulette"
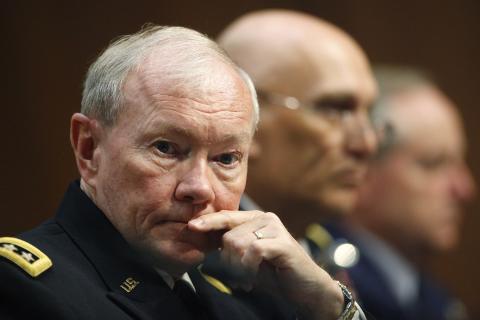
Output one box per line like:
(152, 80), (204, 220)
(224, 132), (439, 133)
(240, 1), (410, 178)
(0, 237), (52, 277)
(197, 265), (232, 295)
(305, 223), (333, 249)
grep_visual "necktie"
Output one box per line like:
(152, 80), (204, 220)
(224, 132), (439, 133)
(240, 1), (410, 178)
(173, 279), (208, 319)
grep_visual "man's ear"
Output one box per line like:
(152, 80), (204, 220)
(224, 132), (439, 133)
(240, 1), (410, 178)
(70, 113), (101, 183)
(249, 137), (261, 160)
(248, 105), (275, 161)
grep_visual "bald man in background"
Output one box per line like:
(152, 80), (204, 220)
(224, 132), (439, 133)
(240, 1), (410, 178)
(217, 10), (377, 265)
(198, 11), (378, 319)
(328, 66), (476, 320)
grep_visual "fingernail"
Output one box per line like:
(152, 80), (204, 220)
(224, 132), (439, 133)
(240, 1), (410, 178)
(189, 218), (204, 228)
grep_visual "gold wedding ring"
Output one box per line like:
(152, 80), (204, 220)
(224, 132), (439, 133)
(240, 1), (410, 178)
(253, 230), (264, 240)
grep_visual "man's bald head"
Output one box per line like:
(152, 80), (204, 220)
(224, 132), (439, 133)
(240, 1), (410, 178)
(218, 10), (372, 98)
(218, 10), (377, 234)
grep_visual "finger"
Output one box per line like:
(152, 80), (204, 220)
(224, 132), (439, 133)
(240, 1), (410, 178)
(217, 247), (254, 289)
(219, 219), (265, 275)
(188, 210), (262, 231)
(241, 236), (307, 271)
(239, 225), (287, 276)
(240, 239), (287, 292)
(240, 243), (263, 276)
(241, 238), (278, 273)
(218, 219), (280, 287)
(219, 214), (283, 270)
(219, 240), (257, 290)
(219, 244), (234, 271)
(221, 218), (269, 250)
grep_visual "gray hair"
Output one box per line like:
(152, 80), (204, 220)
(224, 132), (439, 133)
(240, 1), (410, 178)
(81, 24), (259, 127)
(370, 65), (434, 159)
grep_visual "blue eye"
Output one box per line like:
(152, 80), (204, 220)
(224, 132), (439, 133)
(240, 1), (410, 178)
(214, 153), (241, 166)
(154, 141), (176, 155)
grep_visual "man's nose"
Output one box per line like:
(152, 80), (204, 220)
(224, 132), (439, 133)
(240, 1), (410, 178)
(344, 112), (378, 160)
(451, 164), (476, 202)
(174, 159), (215, 205)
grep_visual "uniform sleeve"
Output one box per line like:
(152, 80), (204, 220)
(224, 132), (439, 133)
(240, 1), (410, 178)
(0, 260), (77, 320)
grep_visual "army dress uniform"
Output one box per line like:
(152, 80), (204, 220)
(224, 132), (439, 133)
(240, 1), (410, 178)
(325, 222), (469, 320)
(0, 181), (295, 320)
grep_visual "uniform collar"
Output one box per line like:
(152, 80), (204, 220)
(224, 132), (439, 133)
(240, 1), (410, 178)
(54, 181), (172, 302)
(156, 269), (196, 292)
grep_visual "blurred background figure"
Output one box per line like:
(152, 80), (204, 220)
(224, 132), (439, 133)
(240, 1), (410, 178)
(218, 8), (376, 231)
(329, 66), (476, 320)
(215, 9), (377, 280)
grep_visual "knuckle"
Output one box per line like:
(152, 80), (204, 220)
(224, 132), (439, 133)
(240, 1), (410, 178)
(264, 211), (281, 223)
(251, 210), (263, 219)
(250, 240), (264, 256)
(222, 232), (243, 252)
(222, 232), (234, 245)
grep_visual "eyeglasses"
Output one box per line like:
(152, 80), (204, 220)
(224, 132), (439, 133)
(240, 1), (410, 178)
(257, 90), (385, 140)
(256, 91), (360, 125)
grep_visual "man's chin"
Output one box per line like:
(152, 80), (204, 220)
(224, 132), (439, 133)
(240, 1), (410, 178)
(319, 188), (357, 216)
(433, 230), (460, 252)
(173, 248), (206, 267)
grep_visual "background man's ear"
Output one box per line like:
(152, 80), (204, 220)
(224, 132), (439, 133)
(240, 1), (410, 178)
(70, 113), (101, 182)
(249, 137), (261, 160)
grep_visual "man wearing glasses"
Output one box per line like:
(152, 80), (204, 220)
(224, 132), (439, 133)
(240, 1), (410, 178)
(218, 10), (377, 258)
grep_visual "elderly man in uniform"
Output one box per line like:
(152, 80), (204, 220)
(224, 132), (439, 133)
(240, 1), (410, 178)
(215, 10), (377, 272)
(0, 25), (365, 319)
(328, 66), (476, 320)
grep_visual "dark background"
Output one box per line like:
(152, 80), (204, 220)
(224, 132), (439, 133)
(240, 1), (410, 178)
(3, 0), (479, 316)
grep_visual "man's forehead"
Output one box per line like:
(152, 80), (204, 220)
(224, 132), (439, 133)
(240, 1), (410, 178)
(134, 67), (241, 99)
(388, 86), (459, 129)
(124, 61), (252, 111)
(315, 52), (375, 95)
(275, 38), (376, 106)
(118, 74), (255, 141)
(388, 90), (466, 154)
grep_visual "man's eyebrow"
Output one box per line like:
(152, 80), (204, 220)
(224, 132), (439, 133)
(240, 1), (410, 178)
(311, 94), (357, 108)
(314, 92), (355, 102)
(147, 122), (251, 144)
(153, 123), (191, 137)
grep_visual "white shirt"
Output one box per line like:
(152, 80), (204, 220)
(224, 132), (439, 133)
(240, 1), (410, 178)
(156, 269), (196, 292)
